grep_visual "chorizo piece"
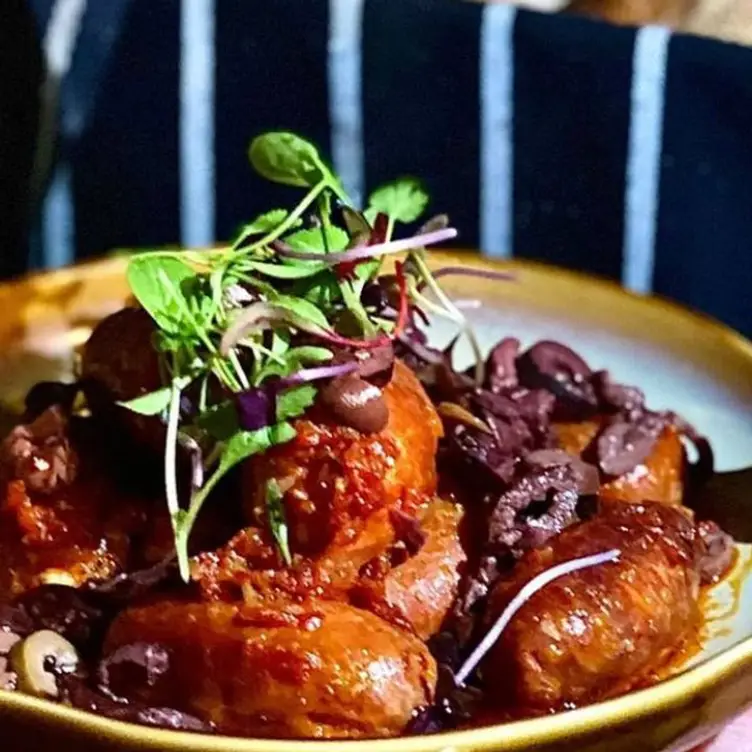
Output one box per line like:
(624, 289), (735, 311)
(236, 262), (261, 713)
(246, 361), (442, 557)
(105, 598), (436, 739)
(351, 498), (466, 639)
(483, 500), (701, 712)
(554, 419), (684, 504)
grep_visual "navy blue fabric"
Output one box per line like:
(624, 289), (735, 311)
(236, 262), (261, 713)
(20, 0), (752, 338)
(0, 0), (41, 277)
(72, 0), (180, 259)
(654, 32), (752, 336)
(363, 0), (482, 244)
(513, 12), (633, 280)
(215, 0), (330, 241)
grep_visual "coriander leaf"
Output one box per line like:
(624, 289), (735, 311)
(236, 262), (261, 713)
(127, 256), (197, 335)
(276, 384), (316, 422)
(248, 132), (326, 188)
(285, 226), (349, 254)
(266, 479), (292, 566)
(367, 177), (429, 224)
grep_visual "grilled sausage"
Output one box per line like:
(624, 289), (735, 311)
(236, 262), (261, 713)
(483, 500), (701, 712)
(105, 598), (437, 739)
(554, 419), (684, 504)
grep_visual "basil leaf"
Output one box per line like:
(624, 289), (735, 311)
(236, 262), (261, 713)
(367, 177), (429, 224)
(248, 132), (325, 188)
(284, 226), (349, 254)
(276, 384), (316, 422)
(266, 479), (292, 566)
(127, 256), (197, 334)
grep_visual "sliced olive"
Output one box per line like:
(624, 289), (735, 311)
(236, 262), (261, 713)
(10, 630), (78, 698)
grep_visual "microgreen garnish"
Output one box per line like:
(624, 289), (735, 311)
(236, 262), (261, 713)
(266, 479), (292, 566)
(120, 130), (489, 581)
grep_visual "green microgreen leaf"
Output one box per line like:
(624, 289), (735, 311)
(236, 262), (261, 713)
(276, 384), (317, 422)
(248, 132), (327, 188)
(126, 256), (197, 335)
(272, 295), (331, 329)
(233, 209), (297, 249)
(195, 402), (239, 441)
(174, 421), (297, 581)
(284, 226), (349, 255)
(242, 261), (328, 280)
(367, 177), (429, 224)
(117, 374), (193, 416)
(266, 479), (292, 566)
(286, 346), (333, 364)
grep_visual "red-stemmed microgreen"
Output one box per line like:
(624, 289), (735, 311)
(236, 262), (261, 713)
(118, 130), (494, 582)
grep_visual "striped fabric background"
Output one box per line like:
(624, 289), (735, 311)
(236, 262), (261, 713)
(25, 0), (752, 337)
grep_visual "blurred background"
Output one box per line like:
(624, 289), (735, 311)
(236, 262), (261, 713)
(4, 0), (752, 335)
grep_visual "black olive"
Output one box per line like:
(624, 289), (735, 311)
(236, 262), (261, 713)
(15, 584), (108, 650)
(319, 375), (389, 434)
(597, 414), (664, 477)
(516, 340), (598, 418)
(98, 642), (171, 702)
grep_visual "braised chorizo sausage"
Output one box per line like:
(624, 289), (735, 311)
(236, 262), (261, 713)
(246, 361), (442, 557)
(554, 419), (684, 504)
(483, 500), (701, 712)
(105, 598), (437, 738)
(351, 498), (466, 639)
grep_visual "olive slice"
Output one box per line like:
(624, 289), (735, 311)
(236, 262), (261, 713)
(10, 630), (78, 698)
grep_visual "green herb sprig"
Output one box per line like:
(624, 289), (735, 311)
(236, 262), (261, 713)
(119, 131), (468, 582)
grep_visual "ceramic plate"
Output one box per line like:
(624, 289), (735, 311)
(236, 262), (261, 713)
(0, 252), (751, 752)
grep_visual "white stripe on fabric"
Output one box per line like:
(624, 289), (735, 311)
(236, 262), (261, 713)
(39, 0), (87, 269)
(43, 164), (75, 269)
(180, 0), (216, 248)
(328, 0), (365, 208)
(44, 0), (87, 76)
(479, 2), (517, 258)
(622, 25), (672, 294)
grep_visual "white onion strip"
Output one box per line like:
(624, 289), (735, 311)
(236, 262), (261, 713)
(454, 548), (621, 686)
